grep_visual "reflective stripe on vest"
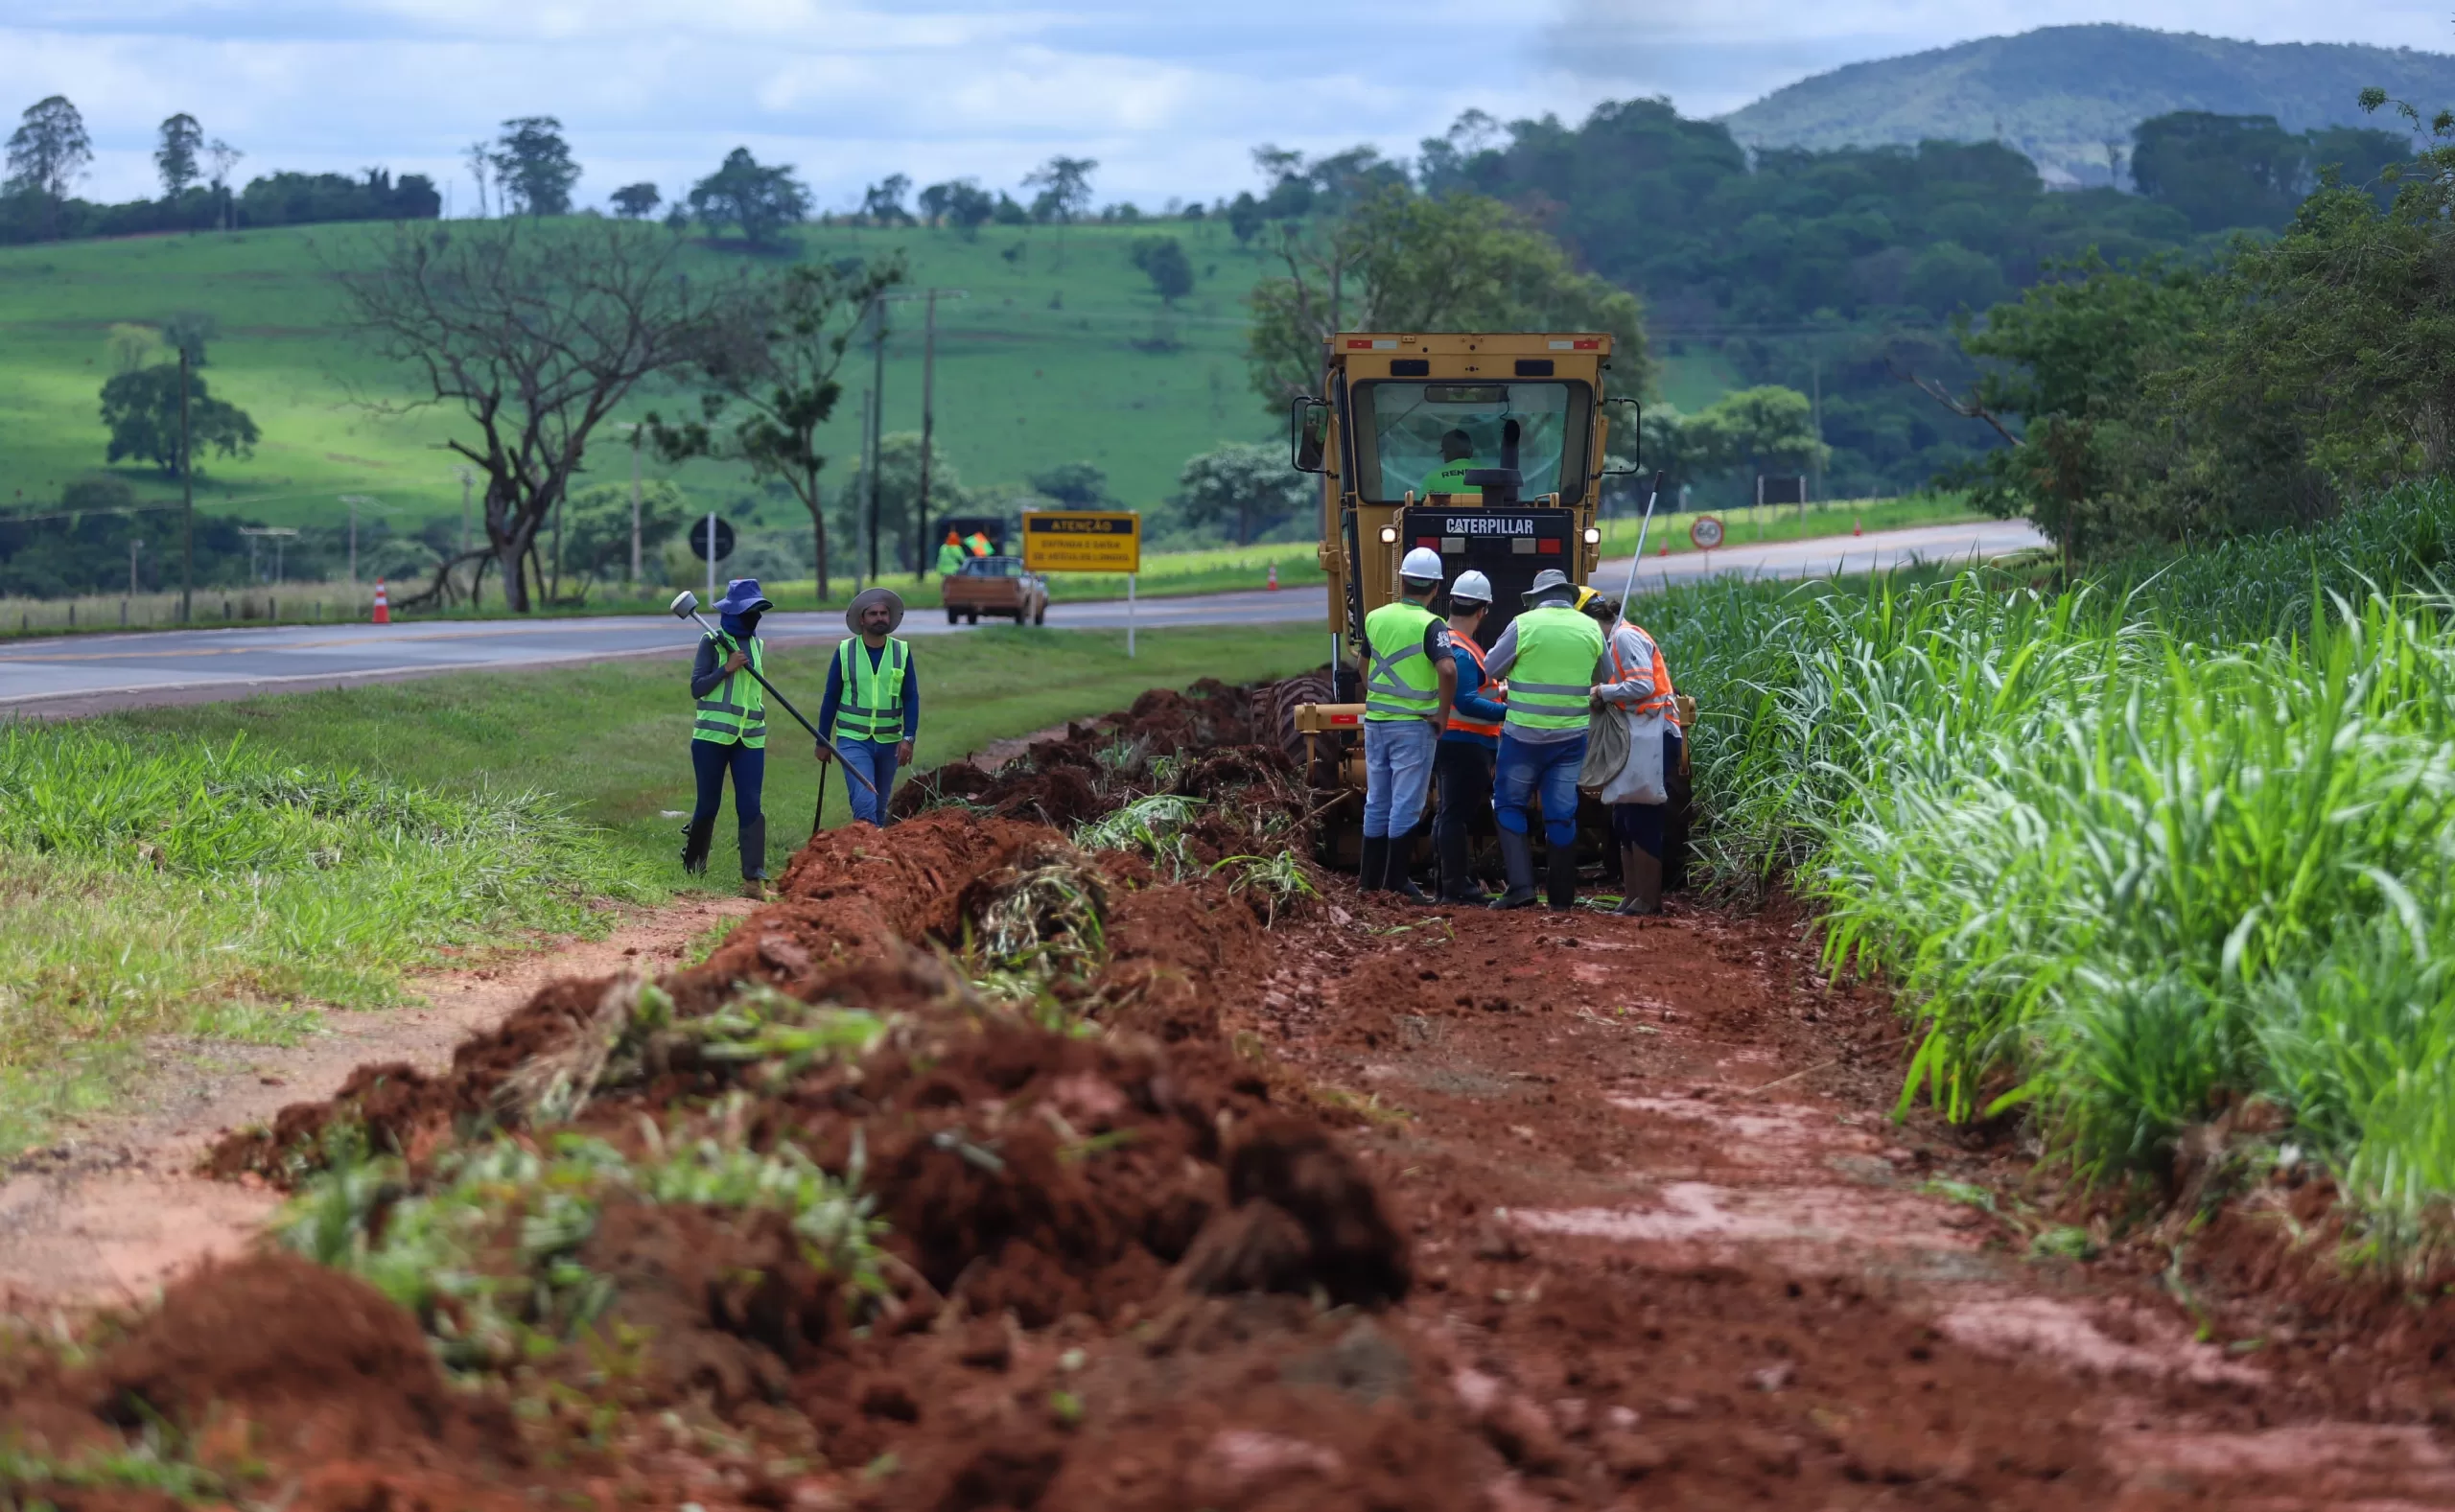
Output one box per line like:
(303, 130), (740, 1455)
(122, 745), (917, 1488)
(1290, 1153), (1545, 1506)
(836, 637), (909, 742)
(1504, 605), (1605, 733)
(1612, 622), (1680, 725)
(1445, 633), (1504, 738)
(693, 635), (767, 747)
(1363, 599), (1442, 721)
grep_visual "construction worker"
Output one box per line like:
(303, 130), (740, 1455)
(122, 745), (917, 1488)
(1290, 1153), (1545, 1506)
(1587, 593), (1684, 916)
(819, 587), (919, 826)
(1424, 430), (1479, 495)
(1359, 546), (1457, 901)
(935, 529), (966, 576)
(1479, 568), (1605, 909)
(683, 577), (774, 898)
(964, 528), (994, 558)
(1434, 569), (1504, 903)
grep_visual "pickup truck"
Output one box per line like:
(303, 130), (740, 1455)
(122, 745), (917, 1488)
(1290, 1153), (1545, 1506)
(941, 556), (1050, 625)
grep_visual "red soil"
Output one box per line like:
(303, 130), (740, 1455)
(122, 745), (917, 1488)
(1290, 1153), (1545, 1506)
(12, 678), (2455, 1509)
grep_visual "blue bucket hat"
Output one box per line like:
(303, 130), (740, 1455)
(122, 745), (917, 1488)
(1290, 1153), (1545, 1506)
(714, 578), (772, 616)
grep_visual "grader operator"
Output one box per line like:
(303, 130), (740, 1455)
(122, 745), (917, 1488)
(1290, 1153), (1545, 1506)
(1280, 332), (1680, 885)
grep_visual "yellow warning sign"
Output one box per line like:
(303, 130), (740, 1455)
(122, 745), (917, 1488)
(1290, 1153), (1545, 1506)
(1022, 511), (1141, 573)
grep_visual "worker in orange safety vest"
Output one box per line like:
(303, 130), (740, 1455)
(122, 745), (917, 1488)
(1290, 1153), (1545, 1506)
(1433, 569), (1506, 903)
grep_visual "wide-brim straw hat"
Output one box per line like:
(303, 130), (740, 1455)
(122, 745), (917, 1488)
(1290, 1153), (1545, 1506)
(845, 587), (906, 634)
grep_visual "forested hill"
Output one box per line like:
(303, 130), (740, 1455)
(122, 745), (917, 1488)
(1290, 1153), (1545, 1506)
(1719, 25), (2455, 187)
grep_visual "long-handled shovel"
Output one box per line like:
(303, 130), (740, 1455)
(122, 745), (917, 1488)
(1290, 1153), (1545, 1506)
(667, 591), (877, 801)
(811, 759), (830, 841)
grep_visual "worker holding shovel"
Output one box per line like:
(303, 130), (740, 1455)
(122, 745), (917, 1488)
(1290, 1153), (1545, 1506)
(818, 587), (919, 826)
(683, 578), (776, 897)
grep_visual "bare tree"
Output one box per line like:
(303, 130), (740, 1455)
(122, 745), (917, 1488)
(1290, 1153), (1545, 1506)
(339, 220), (744, 611)
(649, 255), (906, 597)
(204, 139), (242, 229)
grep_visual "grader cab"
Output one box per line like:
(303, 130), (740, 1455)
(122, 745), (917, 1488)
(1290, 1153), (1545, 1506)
(1273, 332), (1688, 884)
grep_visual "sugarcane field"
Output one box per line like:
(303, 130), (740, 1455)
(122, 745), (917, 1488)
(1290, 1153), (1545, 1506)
(15, 15), (2455, 1507)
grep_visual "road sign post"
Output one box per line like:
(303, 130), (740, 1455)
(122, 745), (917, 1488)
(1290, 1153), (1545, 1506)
(690, 514), (736, 609)
(1022, 510), (1141, 657)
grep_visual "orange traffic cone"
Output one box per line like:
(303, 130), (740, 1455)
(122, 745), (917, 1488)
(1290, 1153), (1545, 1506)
(1658, 545), (1671, 557)
(372, 580), (390, 624)
(1853, 517), (1863, 537)
(1267, 563), (1279, 591)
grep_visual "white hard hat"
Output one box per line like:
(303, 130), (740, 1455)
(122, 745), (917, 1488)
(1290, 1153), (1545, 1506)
(1449, 569), (1494, 606)
(1400, 546), (1444, 582)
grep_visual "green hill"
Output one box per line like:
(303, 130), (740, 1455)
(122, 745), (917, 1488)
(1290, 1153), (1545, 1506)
(1719, 24), (2455, 187)
(0, 220), (1284, 538)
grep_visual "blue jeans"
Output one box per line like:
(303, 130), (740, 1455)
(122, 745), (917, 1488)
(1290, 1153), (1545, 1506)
(690, 737), (765, 874)
(1495, 732), (1587, 847)
(1361, 717), (1438, 840)
(838, 738), (901, 826)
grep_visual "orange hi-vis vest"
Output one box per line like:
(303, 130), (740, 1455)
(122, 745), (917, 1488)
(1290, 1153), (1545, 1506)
(1445, 632), (1504, 739)
(1612, 623), (1680, 727)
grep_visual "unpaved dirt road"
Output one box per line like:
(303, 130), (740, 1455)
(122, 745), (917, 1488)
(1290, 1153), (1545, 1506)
(0, 895), (753, 1308)
(3, 681), (2446, 1511)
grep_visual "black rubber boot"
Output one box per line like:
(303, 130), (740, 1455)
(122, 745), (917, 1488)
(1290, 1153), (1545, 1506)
(1387, 836), (1431, 904)
(1436, 827), (1485, 903)
(1357, 835), (1390, 896)
(739, 815), (769, 897)
(680, 816), (715, 876)
(1615, 844), (1662, 916)
(1489, 828), (1539, 909)
(1545, 839), (1580, 910)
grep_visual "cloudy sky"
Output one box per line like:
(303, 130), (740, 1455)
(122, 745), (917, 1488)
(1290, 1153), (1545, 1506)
(5, 0), (2449, 212)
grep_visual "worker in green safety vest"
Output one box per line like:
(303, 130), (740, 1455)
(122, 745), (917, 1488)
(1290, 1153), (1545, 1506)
(1479, 569), (1607, 909)
(934, 530), (966, 576)
(1423, 429), (1480, 496)
(682, 577), (774, 897)
(819, 588), (920, 826)
(1357, 546), (1458, 903)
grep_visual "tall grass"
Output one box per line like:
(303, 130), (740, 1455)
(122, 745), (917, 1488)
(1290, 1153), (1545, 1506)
(1655, 477), (2455, 1244)
(0, 725), (650, 1144)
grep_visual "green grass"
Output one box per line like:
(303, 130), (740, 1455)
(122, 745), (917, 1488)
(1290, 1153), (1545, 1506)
(1, 623), (1327, 1151)
(0, 221), (1293, 533)
(1654, 477), (2455, 1253)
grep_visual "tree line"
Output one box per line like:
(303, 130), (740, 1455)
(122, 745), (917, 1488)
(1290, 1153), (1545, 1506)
(1904, 88), (2455, 566)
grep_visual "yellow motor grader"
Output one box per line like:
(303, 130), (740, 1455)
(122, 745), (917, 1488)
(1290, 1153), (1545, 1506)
(1273, 331), (1690, 884)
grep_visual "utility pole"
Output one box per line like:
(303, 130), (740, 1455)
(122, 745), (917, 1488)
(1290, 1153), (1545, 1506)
(1808, 358), (1824, 521)
(854, 386), (874, 594)
(129, 538), (142, 598)
(916, 289), (936, 582)
(340, 495), (377, 584)
(628, 424), (643, 589)
(884, 287), (969, 582)
(867, 296), (886, 583)
(178, 347), (193, 622)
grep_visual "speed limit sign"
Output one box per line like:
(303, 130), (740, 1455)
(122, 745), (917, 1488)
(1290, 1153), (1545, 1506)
(1690, 515), (1725, 550)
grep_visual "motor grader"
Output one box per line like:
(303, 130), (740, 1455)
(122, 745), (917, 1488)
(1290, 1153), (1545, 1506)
(1272, 331), (1691, 886)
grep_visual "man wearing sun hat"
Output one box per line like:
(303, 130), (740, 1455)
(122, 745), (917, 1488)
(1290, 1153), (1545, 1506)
(818, 586), (920, 826)
(684, 577), (777, 896)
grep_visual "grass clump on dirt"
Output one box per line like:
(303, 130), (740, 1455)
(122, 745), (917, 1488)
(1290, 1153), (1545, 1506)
(1657, 476), (2455, 1253)
(0, 724), (648, 1151)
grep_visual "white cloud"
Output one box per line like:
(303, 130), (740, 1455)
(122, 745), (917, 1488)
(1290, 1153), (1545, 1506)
(2, 0), (2444, 205)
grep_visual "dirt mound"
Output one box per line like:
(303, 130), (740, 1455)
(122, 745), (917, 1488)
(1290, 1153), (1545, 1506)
(888, 676), (1315, 847)
(85, 1252), (517, 1465)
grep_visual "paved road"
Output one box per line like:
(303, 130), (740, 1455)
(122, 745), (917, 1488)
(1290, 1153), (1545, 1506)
(0, 521), (2045, 717)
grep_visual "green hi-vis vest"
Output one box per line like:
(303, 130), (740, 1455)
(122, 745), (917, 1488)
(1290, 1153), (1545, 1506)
(1363, 598), (1443, 722)
(1505, 604), (1605, 734)
(693, 634), (767, 748)
(835, 636), (910, 742)
(935, 542), (965, 574)
(1424, 458), (1479, 494)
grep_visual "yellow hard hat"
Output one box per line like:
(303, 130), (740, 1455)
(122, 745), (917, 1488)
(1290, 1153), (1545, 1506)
(1571, 586), (1602, 613)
